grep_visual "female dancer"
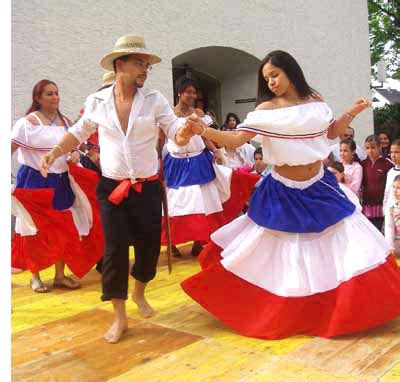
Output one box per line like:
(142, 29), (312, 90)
(11, 79), (103, 292)
(161, 76), (258, 257)
(182, 51), (400, 339)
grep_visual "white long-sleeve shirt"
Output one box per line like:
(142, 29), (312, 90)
(383, 166), (400, 211)
(69, 85), (183, 181)
(384, 200), (400, 250)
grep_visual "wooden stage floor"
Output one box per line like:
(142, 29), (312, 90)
(12, 245), (400, 381)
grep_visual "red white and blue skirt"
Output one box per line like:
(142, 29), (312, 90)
(12, 164), (104, 278)
(161, 150), (259, 245)
(182, 165), (400, 338)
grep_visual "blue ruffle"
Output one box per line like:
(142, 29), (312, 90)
(164, 150), (216, 189)
(248, 167), (356, 233)
(16, 165), (75, 211)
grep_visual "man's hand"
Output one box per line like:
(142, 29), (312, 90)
(186, 113), (207, 135)
(67, 150), (81, 165)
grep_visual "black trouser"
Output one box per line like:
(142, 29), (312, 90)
(96, 176), (162, 301)
(368, 217), (384, 233)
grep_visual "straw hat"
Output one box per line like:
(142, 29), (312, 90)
(101, 71), (116, 86)
(100, 35), (161, 71)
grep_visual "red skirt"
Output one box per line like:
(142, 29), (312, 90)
(182, 242), (400, 339)
(12, 165), (104, 278)
(161, 170), (259, 245)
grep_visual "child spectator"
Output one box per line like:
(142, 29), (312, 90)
(339, 139), (363, 197)
(383, 139), (400, 211)
(361, 135), (393, 231)
(384, 175), (400, 258)
(327, 161), (361, 209)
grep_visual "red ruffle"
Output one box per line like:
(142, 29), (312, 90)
(181, 242), (400, 339)
(161, 170), (259, 245)
(12, 165), (104, 277)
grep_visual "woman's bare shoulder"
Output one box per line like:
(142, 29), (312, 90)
(255, 101), (276, 111)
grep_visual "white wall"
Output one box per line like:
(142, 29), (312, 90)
(221, 71), (258, 123)
(12, 0), (372, 145)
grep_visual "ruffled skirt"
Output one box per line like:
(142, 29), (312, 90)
(161, 152), (259, 245)
(12, 164), (104, 277)
(181, 166), (400, 338)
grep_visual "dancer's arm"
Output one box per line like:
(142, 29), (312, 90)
(186, 115), (256, 148)
(328, 98), (371, 139)
(39, 132), (81, 177)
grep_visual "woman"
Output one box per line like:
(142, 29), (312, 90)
(161, 76), (258, 257)
(11, 79), (104, 292)
(182, 51), (400, 339)
(222, 112), (240, 131)
(378, 131), (391, 159)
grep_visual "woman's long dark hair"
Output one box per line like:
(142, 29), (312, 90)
(256, 50), (318, 106)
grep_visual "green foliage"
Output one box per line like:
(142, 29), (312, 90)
(374, 104), (400, 138)
(368, 0), (400, 79)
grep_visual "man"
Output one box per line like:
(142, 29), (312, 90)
(40, 35), (196, 343)
(330, 126), (367, 161)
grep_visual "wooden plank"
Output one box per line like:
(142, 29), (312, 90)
(108, 339), (277, 382)
(288, 318), (400, 380)
(12, 309), (201, 382)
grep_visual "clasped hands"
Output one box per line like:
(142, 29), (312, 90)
(180, 113), (207, 139)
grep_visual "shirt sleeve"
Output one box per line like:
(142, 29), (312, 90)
(11, 118), (28, 146)
(384, 205), (395, 250)
(68, 96), (99, 143)
(155, 93), (184, 141)
(348, 164), (363, 196)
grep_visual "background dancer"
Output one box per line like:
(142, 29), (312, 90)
(11, 79), (103, 293)
(161, 75), (259, 257)
(40, 35), (195, 343)
(182, 50), (400, 339)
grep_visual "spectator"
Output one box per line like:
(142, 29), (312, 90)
(361, 135), (393, 231)
(378, 131), (392, 160)
(339, 139), (363, 197)
(330, 126), (366, 161)
(383, 139), (400, 211)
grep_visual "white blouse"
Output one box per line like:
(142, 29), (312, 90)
(69, 86), (184, 181)
(166, 115), (213, 158)
(11, 114), (70, 174)
(237, 102), (334, 166)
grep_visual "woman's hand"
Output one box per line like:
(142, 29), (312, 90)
(348, 97), (371, 117)
(40, 150), (58, 177)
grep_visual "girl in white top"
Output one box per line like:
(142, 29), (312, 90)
(182, 50), (400, 340)
(384, 175), (400, 258)
(339, 139), (363, 197)
(11, 79), (103, 293)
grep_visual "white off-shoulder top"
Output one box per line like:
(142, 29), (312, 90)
(237, 102), (335, 166)
(11, 114), (70, 173)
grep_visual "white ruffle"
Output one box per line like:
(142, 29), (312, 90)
(12, 195), (37, 236)
(238, 102), (333, 136)
(165, 164), (232, 217)
(68, 174), (93, 236)
(211, 212), (390, 297)
(237, 102), (334, 166)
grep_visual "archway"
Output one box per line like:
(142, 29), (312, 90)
(172, 46), (261, 127)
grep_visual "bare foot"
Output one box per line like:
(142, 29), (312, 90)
(103, 319), (128, 344)
(132, 293), (155, 318)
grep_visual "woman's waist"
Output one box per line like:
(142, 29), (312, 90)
(273, 160), (322, 181)
(169, 150), (205, 159)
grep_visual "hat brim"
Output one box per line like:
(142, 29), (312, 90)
(100, 51), (161, 71)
